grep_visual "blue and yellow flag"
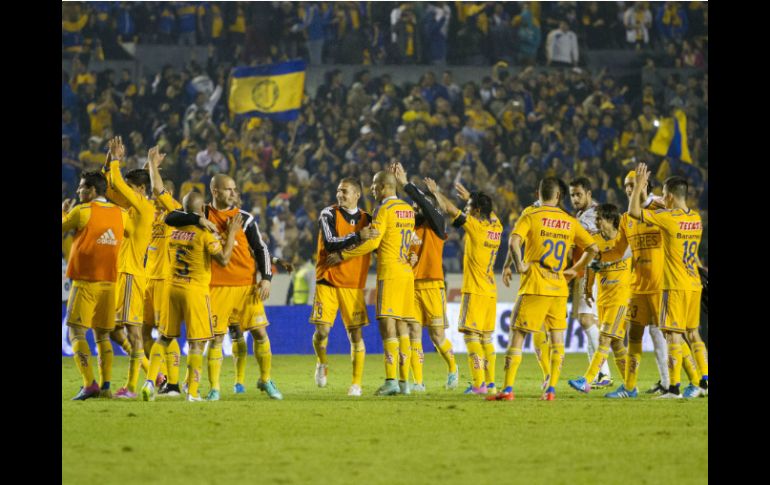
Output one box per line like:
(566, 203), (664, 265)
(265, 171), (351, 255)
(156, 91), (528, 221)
(228, 60), (306, 121)
(650, 109), (692, 163)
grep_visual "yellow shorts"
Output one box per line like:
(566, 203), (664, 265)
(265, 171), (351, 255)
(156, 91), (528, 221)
(410, 286), (449, 328)
(659, 289), (702, 333)
(512, 294), (568, 333)
(376, 278), (415, 321)
(115, 272), (145, 326)
(163, 284), (214, 342)
(143, 279), (170, 328)
(66, 280), (116, 331)
(210, 285), (270, 334)
(309, 284), (369, 329)
(598, 303), (628, 340)
(625, 293), (662, 327)
(457, 293), (497, 334)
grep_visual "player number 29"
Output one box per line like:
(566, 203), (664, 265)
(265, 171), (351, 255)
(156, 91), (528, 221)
(540, 240), (566, 271)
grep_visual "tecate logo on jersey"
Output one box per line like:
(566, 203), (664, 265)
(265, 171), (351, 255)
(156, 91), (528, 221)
(540, 218), (572, 230)
(678, 221), (702, 231)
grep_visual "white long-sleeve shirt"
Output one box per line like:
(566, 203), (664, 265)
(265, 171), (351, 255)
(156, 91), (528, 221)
(546, 28), (579, 65)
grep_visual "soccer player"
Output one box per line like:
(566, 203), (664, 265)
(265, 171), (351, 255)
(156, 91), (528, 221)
(567, 204), (632, 395)
(328, 171), (416, 396)
(103, 136), (155, 399)
(492, 177), (599, 401)
(62, 171), (130, 400)
(166, 174), (282, 400)
(628, 164), (707, 399)
(569, 177), (612, 388)
(424, 177), (502, 396)
(310, 177), (378, 396)
(392, 163), (459, 391)
(142, 191), (239, 401)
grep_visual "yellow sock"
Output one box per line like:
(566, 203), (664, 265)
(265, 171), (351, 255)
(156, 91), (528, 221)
(503, 348), (522, 389)
(584, 343), (610, 383)
(208, 345), (223, 391)
(626, 340), (643, 390)
(613, 345), (628, 385)
(255, 338), (272, 382)
(668, 342), (683, 389)
(691, 341), (709, 380)
(233, 337), (247, 385)
(548, 342), (565, 389)
(533, 331), (551, 380)
(146, 341), (166, 385)
(351, 340), (365, 386)
(681, 342), (701, 384)
(313, 333), (329, 365)
(187, 350), (203, 397)
(159, 351), (168, 378)
(436, 338), (457, 373)
(95, 338), (113, 387)
(72, 339), (95, 387)
(410, 339), (424, 385)
(140, 354), (149, 375)
(166, 339), (181, 385)
(483, 338), (496, 387)
(126, 351), (143, 392)
(383, 338), (398, 380)
(398, 335), (411, 381)
(464, 335), (484, 387)
(117, 336), (132, 355)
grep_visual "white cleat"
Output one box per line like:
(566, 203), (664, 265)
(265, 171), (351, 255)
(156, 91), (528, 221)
(315, 363), (328, 387)
(347, 384), (362, 397)
(655, 392), (683, 399)
(187, 393), (203, 402)
(412, 383), (426, 392)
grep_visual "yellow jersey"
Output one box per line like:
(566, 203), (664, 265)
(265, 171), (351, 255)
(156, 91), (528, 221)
(108, 161), (155, 279)
(513, 205), (594, 297)
(640, 207), (702, 291)
(593, 233), (632, 306)
(601, 211), (663, 294)
(342, 196), (415, 280)
(452, 211), (503, 298)
(168, 224), (223, 289)
(146, 191), (182, 281)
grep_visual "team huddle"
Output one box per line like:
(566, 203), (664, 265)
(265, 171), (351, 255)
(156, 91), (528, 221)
(62, 137), (708, 402)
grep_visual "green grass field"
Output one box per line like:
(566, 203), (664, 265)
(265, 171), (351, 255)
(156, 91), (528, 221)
(62, 352), (707, 485)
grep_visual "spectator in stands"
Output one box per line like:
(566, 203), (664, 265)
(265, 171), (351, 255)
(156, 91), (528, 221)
(514, 6), (541, 66)
(424, 2), (451, 65)
(655, 2), (688, 45)
(176, 1), (198, 46)
(393, 8), (421, 64)
(623, 2), (653, 50)
(546, 21), (579, 68)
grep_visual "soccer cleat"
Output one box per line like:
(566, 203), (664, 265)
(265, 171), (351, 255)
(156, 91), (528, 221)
(155, 373), (167, 389)
(347, 384), (362, 397)
(411, 383), (426, 393)
(141, 381), (156, 402)
(682, 384), (702, 398)
(315, 363), (328, 388)
(568, 377), (591, 394)
(542, 374), (551, 391)
(486, 386), (514, 401)
(71, 382), (100, 401)
(605, 384), (638, 399)
(699, 378), (709, 397)
(463, 383), (487, 395)
(182, 382), (189, 395)
(655, 392), (683, 399)
(446, 371), (459, 390)
(233, 383), (246, 394)
(206, 389), (221, 401)
(187, 393), (203, 402)
(541, 386), (556, 401)
(257, 379), (283, 400)
(592, 374), (613, 389)
(374, 380), (400, 396)
(486, 383), (496, 394)
(646, 380), (666, 395)
(158, 383), (181, 397)
(399, 380), (411, 395)
(114, 387), (137, 399)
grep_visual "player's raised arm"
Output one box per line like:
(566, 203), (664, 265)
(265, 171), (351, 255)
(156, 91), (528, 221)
(394, 162), (447, 239)
(105, 136), (145, 211)
(424, 177), (462, 219)
(211, 213), (242, 266)
(628, 163), (649, 220)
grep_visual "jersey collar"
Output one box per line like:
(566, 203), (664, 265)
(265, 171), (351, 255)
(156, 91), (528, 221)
(379, 196), (398, 205)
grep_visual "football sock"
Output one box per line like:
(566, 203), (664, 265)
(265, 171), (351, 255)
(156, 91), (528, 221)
(351, 340), (365, 386)
(159, 351), (168, 378)
(383, 338), (399, 380)
(691, 341), (709, 381)
(313, 332), (329, 365)
(681, 342), (701, 384)
(233, 336), (247, 385)
(464, 334), (484, 387)
(436, 338), (457, 373)
(72, 338), (95, 387)
(140, 354), (149, 375)
(612, 345), (628, 385)
(255, 337), (272, 382)
(626, 339), (643, 390)
(533, 331), (551, 380)
(585, 343), (610, 384)
(95, 337), (113, 387)
(649, 325), (670, 388)
(166, 339), (181, 385)
(668, 342), (683, 389)
(503, 348), (523, 389)
(146, 341), (167, 385)
(548, 342), (566, 389)
(127, 350), (143, 392)
(207, 345), (223, 391)
(585, 324), (599, 364)
(410, 339), (424, 385)
(482, 337), (496, 387)
(187, 350), (203, 397)
(398, 335), (411, 381)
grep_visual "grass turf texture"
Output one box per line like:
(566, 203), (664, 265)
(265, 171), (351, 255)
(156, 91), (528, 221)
(62, 352), (707, 485)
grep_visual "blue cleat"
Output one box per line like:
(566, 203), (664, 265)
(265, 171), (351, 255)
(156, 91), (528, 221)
(463, 383), (487, 395)
(568, 377), (591, 394)
(605, 384), (638, 399)
(683, 384), (703, 398)
(374, 379), (400, 396)
(446, 371), (459, 390)
(71, 382), (100, 401)
(233, 383), (246, 394)
(258, 379), (283, 400)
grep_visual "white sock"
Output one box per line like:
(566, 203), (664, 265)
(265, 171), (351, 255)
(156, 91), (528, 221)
(649, 325), (669, 388)
(584, 324), (599, 363)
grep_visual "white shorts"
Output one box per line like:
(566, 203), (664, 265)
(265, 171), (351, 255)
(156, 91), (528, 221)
(572, 276), (598, 317)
